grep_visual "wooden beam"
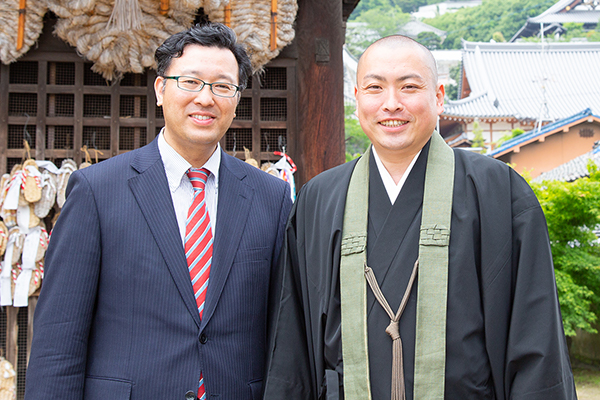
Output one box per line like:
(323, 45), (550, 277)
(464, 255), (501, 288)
(294, 0), (345, 187)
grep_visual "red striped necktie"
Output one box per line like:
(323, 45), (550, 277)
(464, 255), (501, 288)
(185, 167), (213, 400)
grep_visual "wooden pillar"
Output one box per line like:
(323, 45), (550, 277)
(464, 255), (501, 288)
(294, 0), (345, 187)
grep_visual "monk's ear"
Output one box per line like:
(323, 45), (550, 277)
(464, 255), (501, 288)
(436, 83), (445, 115)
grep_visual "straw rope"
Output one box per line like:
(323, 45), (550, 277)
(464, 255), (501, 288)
(204, 0), (297, 72)
(50, 0), (199, 81)
(1, 0), (297, 80)
(0, 0), (47, 64)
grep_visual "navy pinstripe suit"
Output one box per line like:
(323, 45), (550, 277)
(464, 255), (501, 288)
(25, 138), (292, 399)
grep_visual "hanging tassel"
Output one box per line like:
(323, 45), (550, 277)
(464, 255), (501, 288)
(17, 0), (26, 51)
(270, 0), (277, 51)
(107, 0), (142, 31)
(159, 0), (169, 15)
(224, 4), (232, 27)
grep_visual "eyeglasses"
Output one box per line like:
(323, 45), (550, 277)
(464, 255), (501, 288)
(163, 76), (240, 98)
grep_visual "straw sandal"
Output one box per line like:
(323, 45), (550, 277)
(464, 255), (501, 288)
(0, 221), (7, 257)
(7, 227), (24, 266)
(22, 159), (42, 203)
(0, 356), (16, 400)
(56, 159), (77, 208)
(34, 170), (57, 218)
(11, 261), (43, 298)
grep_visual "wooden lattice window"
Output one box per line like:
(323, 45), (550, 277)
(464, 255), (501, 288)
(0, 59), (159, 174)
(222, 60), (296, 165)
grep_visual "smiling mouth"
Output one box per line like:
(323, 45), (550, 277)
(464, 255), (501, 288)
(191, 115), (214, 121)
(380, 120), (407, 127)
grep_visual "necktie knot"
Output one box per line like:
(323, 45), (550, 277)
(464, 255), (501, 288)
(187, 168), (210, 191)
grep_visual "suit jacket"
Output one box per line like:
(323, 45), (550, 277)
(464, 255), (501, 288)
(25, 138), (292, 400)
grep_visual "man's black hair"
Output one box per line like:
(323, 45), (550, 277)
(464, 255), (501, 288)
(155, 23), (252, 91)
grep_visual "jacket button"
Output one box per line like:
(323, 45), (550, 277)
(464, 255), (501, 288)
(185, 390), (197, 400)
(199, 333), (208, 344)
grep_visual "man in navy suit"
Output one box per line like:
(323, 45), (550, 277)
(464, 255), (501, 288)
(25, 23), (292, 400)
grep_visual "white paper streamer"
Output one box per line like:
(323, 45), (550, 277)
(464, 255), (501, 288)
(16, 204), (31, 234)
(35, 160), (60, 175)
(13, 269), (32, 307)
(3, 174), (22, 210)
(0, 236), (16, 306)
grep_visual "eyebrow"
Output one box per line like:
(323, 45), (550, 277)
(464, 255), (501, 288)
(361, 72), (425, 83)
(179, 70), (237, 82)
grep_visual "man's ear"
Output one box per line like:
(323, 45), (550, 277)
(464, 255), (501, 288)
(436, 83), (445, 114)
(154, 76), (165, 106)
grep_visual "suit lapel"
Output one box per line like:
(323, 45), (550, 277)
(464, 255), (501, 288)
(200, 152), (253, 329)
(128, 140), (201, 328)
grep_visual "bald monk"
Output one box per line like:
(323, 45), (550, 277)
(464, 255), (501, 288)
(263, 35), (576, 399)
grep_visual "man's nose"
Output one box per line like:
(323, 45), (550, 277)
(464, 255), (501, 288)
(193, 84), (215, 106)
(382, 90), (404, 112)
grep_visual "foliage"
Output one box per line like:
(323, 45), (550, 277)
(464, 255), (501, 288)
(344, 106), (370, 161)
(529, 162), (600, 336)
(444, 63), (462, 102)
(492, 31), (506, 42)
(470, 120), (486, 152)
(425, 0), (556, 49)
(350, 0), (438, 17)
(416, 31), (442, 50)
(560, 23), (600, 43)
(346, 5), (411, 58)
(494, 128), (524, 148)
(520, 22), (600, 43)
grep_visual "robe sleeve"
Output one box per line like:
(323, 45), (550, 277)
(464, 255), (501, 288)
(485, 169), (577, 399)
(264, 200), (318, 399)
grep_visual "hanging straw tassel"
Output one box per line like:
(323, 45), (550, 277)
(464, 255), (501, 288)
(224, 3), (232, 27)
(270, 0), (277, 51)
(107, 0), (142, 31)
(17, 0), (27, 51)
(159, 0), (169, 15)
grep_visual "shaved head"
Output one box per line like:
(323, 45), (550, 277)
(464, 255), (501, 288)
(353, 34), (445, 171)
(358, 35), (439, 86)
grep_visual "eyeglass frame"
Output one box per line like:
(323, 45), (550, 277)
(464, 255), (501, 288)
(162, 75), (241, 98)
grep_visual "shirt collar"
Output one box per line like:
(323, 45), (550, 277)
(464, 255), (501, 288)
(371, 145), (421, 205)
(157, 129), (221, 192)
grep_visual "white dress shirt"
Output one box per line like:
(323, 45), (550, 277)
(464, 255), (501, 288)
(157, 131), (220, 244)
(371, 146), (421, 205)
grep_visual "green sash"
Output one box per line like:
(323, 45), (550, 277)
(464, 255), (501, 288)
(340, 131), (455, 399)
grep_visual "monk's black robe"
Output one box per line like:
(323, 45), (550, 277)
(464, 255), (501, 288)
(264, 140), (577, 399)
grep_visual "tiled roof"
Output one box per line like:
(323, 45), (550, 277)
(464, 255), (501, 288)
(443, 41), (600, 121)
(532, 145), (600, 183)
(511, 0), (600, 41)
(489, 108), (600, 157)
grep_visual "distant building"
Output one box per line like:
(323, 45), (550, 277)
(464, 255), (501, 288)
(441, 40), (600, 150)
(412, 0), (482, 20)
(343, 46), (358, 108)
(431, 50), (462, 90)
(398, 19), (446, 42)
(488, 108), (600, 179)
(511, 0), (600, 42)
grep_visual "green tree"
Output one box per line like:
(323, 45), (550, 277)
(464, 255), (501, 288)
(350, 0), (437, 18)
(529, 162), (600, 336)
(471, 120), (486, 153)
(345, 106), (370, 161)
(416, 31), (442, 50)
(492, 31), (506, 42)
(346, 6), (411, 57)
(358, 6), (410, 37)
(425, 0), (555, 49)
(444, 64), (462, 102)
(494, 128), (524, 148)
